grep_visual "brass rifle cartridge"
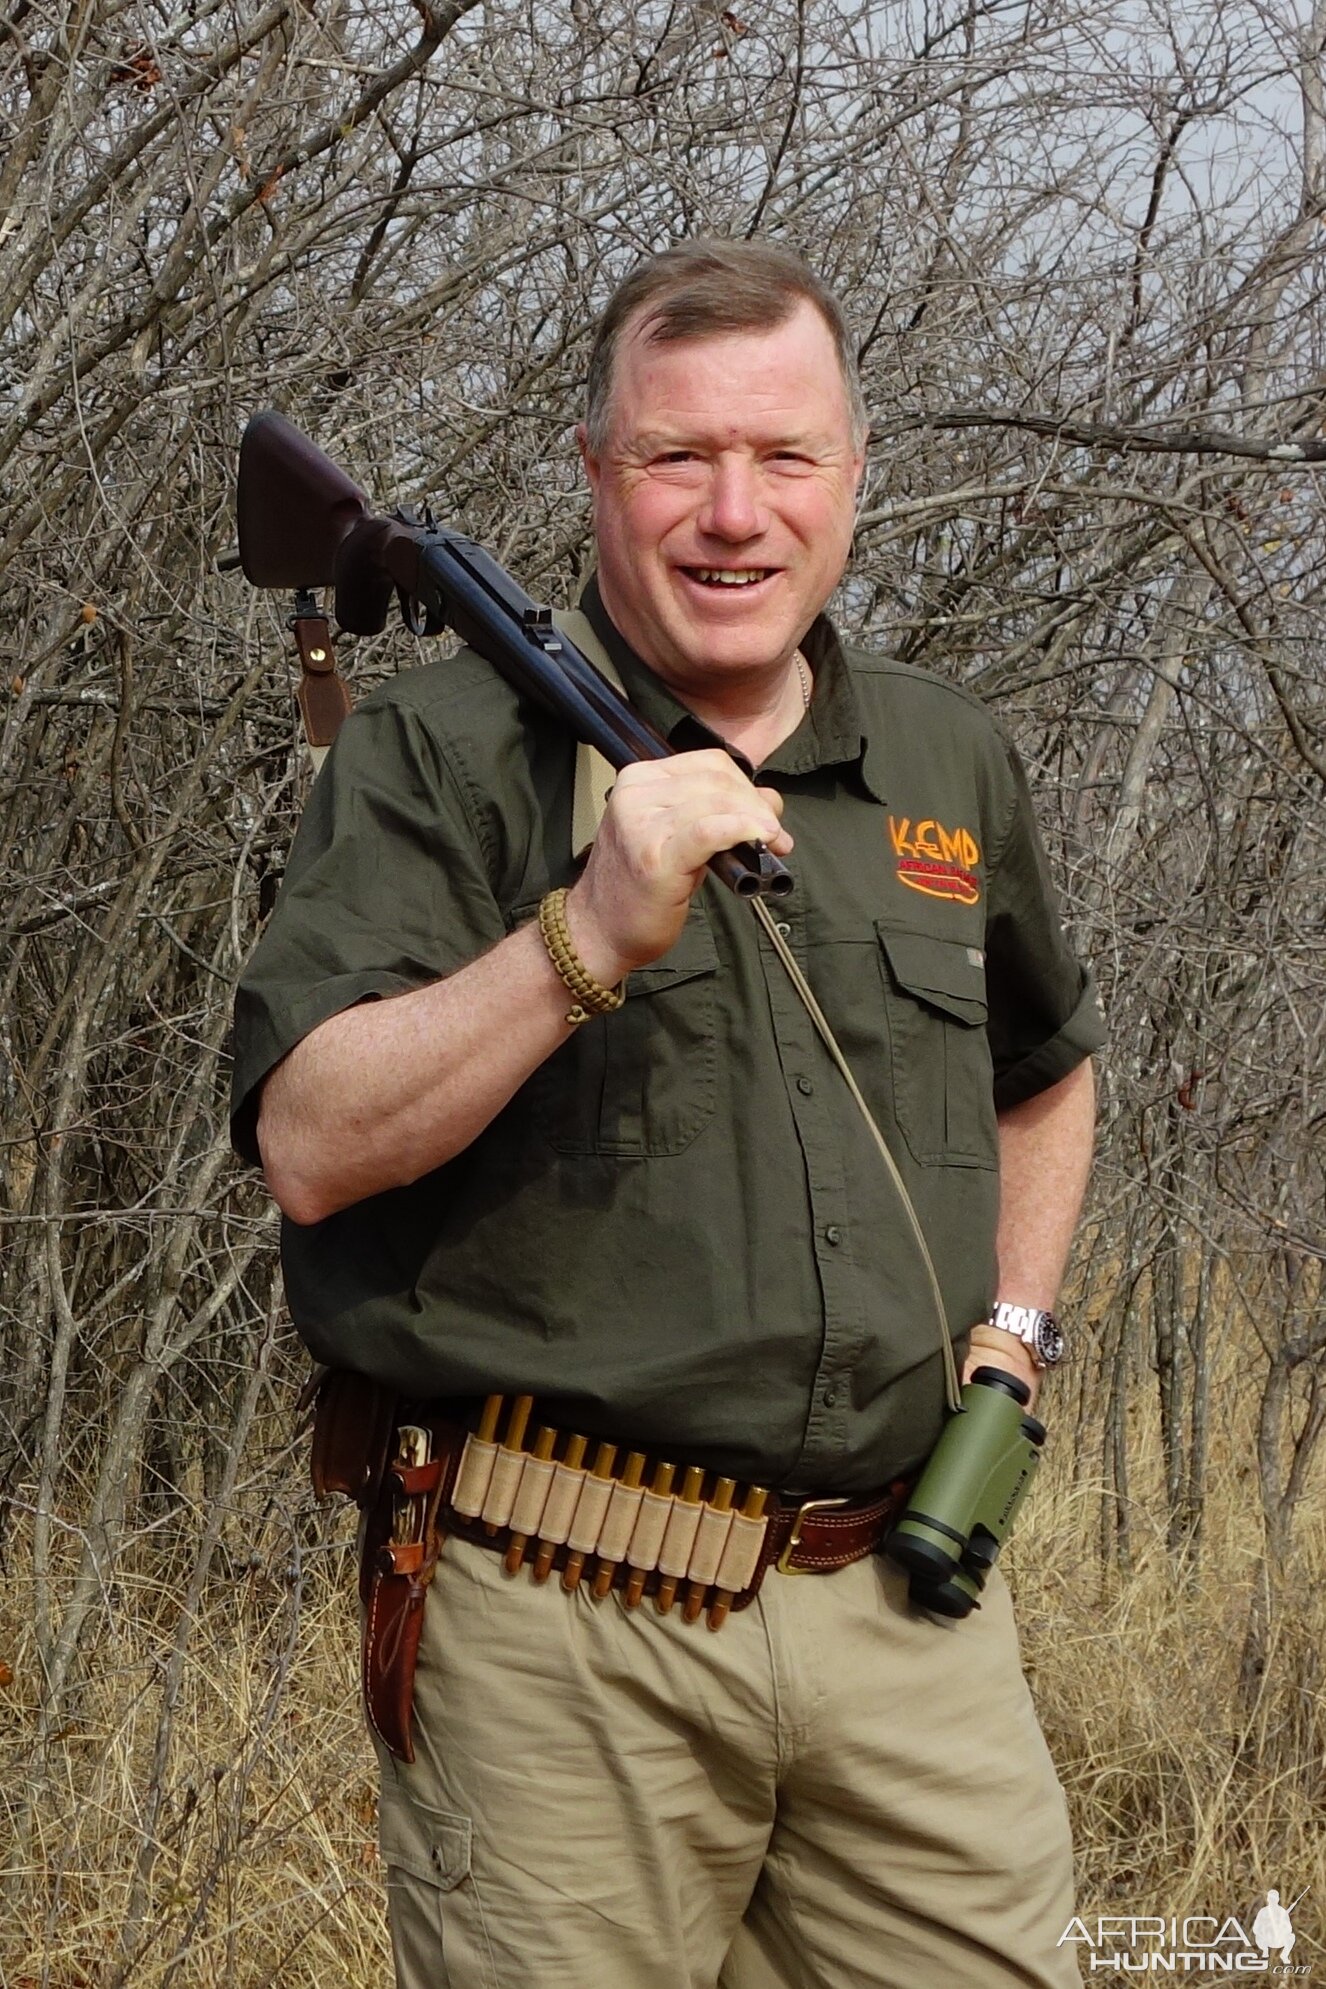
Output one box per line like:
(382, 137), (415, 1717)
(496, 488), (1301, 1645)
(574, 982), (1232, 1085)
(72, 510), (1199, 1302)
(707, 1486), (769, 1629)
(450, 1394), (504, 1519)
(483, 1393), (533, 1535)
(562, 1441), (618, 1593)
(684, 1476), (736, 1622)
(656, 1466), (706, 1615)
(531, 1432), (589, 1583)
(592, 1451), (647, 1597)
(625, 1460), (676, 1608)
(504, 1423), (558, 1573)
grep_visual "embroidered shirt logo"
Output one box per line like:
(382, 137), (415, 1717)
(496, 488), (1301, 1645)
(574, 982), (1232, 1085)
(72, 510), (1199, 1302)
(888, 816), (982, 905)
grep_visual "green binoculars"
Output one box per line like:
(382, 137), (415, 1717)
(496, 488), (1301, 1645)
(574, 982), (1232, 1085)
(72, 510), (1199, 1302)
(886, 1366), (1046, 1618)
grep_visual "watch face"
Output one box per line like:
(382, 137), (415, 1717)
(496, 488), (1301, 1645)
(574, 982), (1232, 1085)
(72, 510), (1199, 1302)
(1034, 1314), (1065, 1366)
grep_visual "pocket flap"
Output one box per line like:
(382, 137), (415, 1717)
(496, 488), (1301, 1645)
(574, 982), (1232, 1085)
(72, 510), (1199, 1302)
(877, 925), (988, 1026)
(626, 911), (720, 997)
(379, 1789), (474, 1892)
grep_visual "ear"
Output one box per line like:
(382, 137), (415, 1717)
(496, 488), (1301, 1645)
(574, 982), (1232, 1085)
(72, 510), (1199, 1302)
(577, 422), (601, 498)
(849, 433), (870, 520)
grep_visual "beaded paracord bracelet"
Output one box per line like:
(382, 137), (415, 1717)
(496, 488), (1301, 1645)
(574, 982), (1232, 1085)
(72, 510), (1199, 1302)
(537, 886), (627, 1026)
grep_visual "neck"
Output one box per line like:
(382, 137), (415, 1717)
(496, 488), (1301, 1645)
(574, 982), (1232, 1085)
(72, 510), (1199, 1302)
(684, 653), (809, 766)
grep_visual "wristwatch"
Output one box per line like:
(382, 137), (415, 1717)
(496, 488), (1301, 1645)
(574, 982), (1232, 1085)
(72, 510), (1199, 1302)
(984, 1301), (1065, 1370)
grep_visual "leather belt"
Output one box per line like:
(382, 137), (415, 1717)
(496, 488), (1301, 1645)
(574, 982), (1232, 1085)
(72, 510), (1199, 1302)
(767, 1490), (907, 1575)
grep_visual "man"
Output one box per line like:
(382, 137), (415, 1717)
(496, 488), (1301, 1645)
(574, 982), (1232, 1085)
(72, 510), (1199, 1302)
(231, 240), (1102, 1988)
(1252, 1891), (1295, 1962)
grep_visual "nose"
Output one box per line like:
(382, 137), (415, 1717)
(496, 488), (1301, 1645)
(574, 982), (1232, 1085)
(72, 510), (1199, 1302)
(698, 454), (765, 543)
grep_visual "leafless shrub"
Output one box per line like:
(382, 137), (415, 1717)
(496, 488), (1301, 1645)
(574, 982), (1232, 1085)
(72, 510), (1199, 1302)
(2, 0), (1323, 1975)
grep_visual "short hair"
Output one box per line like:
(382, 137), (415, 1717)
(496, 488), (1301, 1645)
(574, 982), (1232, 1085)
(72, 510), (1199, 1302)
(584, 239), (869, 453)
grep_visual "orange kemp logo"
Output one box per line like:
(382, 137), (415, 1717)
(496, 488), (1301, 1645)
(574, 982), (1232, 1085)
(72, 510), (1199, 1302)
(888, 816), (982, 905)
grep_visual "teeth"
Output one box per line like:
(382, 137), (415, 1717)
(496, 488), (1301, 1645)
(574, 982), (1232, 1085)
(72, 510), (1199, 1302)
(694, 569), (768, 586)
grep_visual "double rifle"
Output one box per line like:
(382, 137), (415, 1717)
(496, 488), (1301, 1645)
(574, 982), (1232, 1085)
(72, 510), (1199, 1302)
(235, 410), (792, 900)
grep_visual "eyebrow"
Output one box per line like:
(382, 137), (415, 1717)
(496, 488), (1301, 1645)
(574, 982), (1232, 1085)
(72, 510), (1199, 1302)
(630, 427), (825, 454)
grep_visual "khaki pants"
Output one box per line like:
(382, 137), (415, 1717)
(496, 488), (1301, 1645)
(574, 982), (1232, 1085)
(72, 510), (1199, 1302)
(373, 1534), (1081, 1989)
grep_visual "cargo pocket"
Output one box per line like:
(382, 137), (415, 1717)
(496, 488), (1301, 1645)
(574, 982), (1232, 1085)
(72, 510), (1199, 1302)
(522, 904), (720, 1157)
(378, 1787), (498, 1989)
(876, 924), (997, 1168)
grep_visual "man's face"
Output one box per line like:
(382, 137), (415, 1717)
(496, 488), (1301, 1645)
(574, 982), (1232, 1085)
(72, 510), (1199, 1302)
(580, 300), (865, 701)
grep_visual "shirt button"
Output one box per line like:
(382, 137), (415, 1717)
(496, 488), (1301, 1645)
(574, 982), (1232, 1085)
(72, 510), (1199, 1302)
(825, 1224), (843, 1245)
(775, 921), (792, 938)
(822, 1388), (838, 1409)
(796, 1077), (814, 1096)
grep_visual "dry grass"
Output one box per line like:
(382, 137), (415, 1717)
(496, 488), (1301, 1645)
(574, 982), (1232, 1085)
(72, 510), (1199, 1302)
(1009, 1348), (1326, 1966)
(3, 1396), (1323, 1985)
(1016, 1489), (1326, 1937)
(1, 1500), (387, 1988)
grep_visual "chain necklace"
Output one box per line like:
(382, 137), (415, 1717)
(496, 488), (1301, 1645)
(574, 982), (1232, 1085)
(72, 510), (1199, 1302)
(794, 651), (812, 710)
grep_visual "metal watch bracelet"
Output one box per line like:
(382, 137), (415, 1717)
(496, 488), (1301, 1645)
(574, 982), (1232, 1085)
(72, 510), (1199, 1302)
(982, 1302), (1065, 1370)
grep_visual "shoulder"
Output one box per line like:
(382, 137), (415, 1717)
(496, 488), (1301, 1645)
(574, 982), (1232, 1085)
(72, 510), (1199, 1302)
(841, 642), (1019, 826)
(842, 642), (1008, 750)
(336, 644), (563, 804)
(321, 644), (571, 908)
(352, 644), (530, 743)
(835, 640), (1044, 886)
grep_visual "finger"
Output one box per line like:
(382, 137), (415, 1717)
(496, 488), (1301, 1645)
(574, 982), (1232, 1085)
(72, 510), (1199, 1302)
(662, 810), (792, 875)
(614, 778), (787, 852)
(618, 753), (774, 812)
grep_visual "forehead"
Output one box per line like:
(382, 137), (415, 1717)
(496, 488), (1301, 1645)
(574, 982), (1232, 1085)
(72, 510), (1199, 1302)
(609, 300), (852, 440)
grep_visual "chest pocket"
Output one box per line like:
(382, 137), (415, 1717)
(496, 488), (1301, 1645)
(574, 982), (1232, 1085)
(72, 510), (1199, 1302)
(877, 924), (996, 1169)
(524, 907), (720, 1158)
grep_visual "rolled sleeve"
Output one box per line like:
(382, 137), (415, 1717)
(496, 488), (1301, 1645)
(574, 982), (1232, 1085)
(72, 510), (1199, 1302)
(990, 971), (1104, 1111)
(228, 695), (504, 1166)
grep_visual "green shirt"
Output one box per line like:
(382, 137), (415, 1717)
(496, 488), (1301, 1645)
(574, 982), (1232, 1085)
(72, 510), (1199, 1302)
(231, 582), (1103, 1493)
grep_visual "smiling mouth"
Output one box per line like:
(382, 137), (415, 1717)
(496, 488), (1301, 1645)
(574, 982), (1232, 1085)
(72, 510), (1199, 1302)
(685, 567), (774, 588)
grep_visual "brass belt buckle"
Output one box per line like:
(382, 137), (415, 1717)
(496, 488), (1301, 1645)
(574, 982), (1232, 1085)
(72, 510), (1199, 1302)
(776, 1495), (849, 1575)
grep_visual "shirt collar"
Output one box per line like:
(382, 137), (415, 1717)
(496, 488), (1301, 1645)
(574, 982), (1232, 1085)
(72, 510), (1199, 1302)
(577, 574), (883, 797)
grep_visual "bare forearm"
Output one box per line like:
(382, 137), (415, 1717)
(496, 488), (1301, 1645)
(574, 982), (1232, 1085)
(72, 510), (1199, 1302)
(258, 912), (623, 1224)
(963, 1059), (1096, 1401)
(994, 1058), (1096, 1307)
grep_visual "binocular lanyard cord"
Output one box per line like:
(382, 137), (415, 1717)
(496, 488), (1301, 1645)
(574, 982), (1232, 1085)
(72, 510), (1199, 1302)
(749, 896), (963, 1415)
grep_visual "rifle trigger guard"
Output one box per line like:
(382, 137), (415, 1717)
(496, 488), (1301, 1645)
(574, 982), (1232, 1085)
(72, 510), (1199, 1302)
(398, 587), (428, 637)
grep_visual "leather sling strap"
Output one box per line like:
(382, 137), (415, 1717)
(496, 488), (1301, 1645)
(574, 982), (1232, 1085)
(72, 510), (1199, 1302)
(552, 606), (620, 859)
(558, 607), (962, 1413)
(289, 603), (352, 775)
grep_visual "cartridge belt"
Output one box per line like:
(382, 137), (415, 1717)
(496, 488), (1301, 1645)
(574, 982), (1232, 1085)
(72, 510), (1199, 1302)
(445, 1481), (909, 1604)
(378, 1394), (909, 1631)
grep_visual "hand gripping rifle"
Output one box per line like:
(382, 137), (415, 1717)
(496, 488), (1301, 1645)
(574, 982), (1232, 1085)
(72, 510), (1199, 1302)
(235, 410), (793, 900)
